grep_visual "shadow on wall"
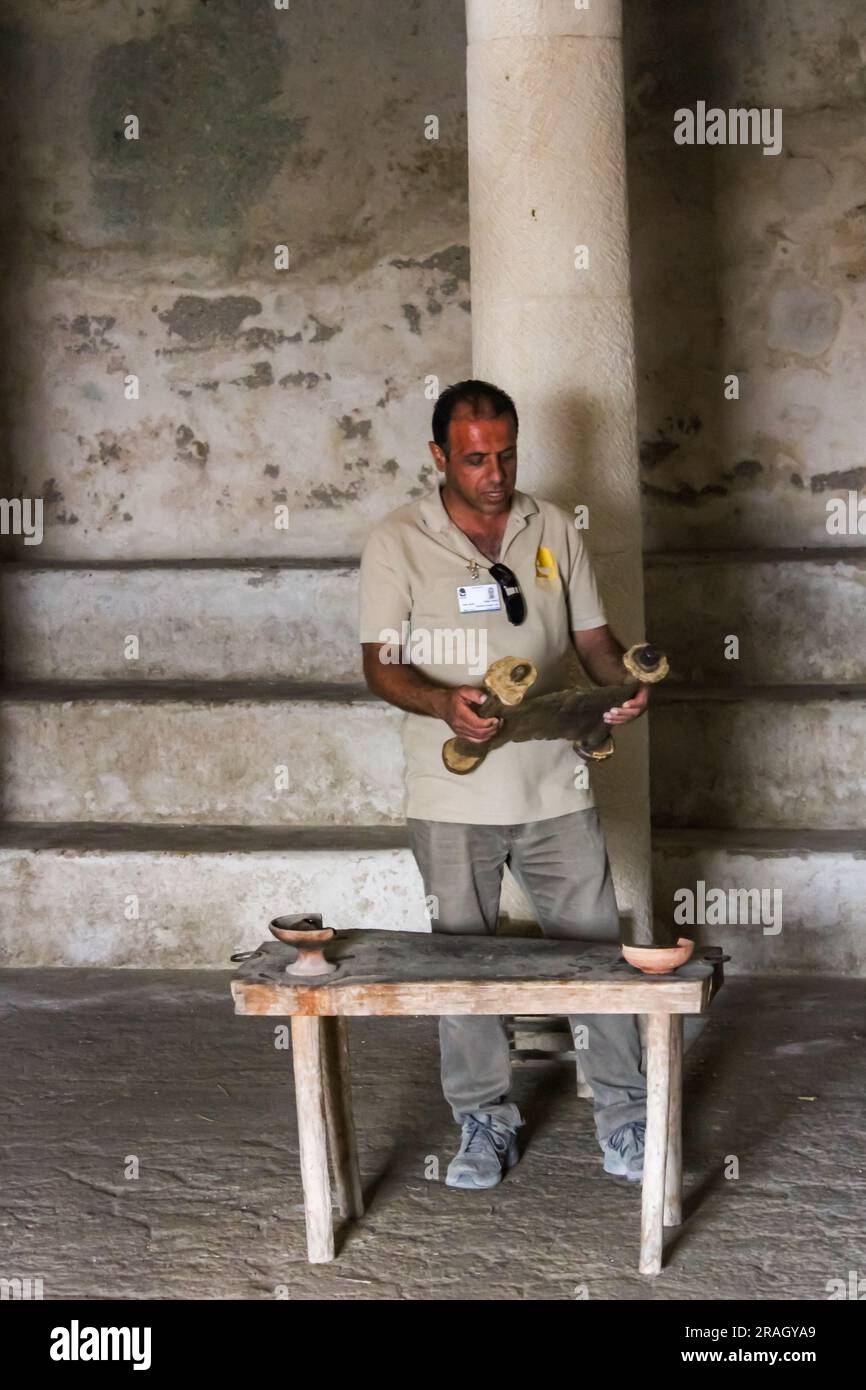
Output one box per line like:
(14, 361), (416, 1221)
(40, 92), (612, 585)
(624, 2), (729, 550)
(0, 27), (31, 682)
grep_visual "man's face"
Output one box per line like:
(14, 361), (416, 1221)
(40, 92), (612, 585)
(429, 408), (518, 518)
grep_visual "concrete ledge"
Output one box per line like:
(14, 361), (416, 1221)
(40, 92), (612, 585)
(0, 822), (861, 972)
(655, 682), (866, 701)
(0, 823), (413, 851)
(0, 687), (405, 825)
(651, 694), (866, 829)
(653, 827), (866, 855)
(653, 828), (866, 976)
(646, 553), (866, 684)
(0, 824), (425, 967)
(0, 564), (363, 683)
(5, 549), (864, 685)
(4, 679), (864, 829)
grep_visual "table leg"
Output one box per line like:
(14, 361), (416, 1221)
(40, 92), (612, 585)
(322, 1016), (364, 1219)
(640, 1012), (672, 1275)
(290, 1015), (334, 1264)
(664, 1014), (683, 1227)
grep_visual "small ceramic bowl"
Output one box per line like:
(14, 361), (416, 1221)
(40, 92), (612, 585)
(269, 914), (337, 977)
(622, 936), (694, 975)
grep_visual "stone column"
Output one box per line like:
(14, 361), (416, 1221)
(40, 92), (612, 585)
(466, 0), (653, 942)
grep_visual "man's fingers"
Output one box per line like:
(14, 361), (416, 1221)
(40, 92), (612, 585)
(456, 704), (502, 740)
(457, 692), (500, 725)
(603, 706), (639, 724)
(460, 718), (502, 738)
(460, 716), (501, 733)
(448, 689), (504, 741)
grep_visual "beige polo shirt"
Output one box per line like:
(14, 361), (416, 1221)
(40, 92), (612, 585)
(358, 483), (608, 825)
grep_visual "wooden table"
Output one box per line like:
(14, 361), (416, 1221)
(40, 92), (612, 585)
(231, 930), (724, 1276)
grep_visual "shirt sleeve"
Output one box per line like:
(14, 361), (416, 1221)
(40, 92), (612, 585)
(565, 526), (607, 631)
(358, 524), (412, 643)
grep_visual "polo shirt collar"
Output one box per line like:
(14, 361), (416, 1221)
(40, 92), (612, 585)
(419, 483), (538, 539)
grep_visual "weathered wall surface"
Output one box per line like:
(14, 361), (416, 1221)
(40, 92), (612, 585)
(1, 0), (470, 559)
(625, 0), (866, 550)
(5, 1), (865, 561)
(0, 0), (863, 969)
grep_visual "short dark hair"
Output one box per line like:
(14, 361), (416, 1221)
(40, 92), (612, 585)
(431, 379), (519, 457)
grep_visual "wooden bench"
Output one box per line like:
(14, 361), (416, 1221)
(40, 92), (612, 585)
(231, 930), (724, 1276)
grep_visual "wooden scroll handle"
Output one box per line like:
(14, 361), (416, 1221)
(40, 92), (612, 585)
(442, 642), (668, 775)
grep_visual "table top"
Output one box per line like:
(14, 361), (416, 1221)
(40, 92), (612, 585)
(231, 930), (724, 1018)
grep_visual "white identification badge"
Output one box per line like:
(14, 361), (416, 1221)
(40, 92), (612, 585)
(456, 582), (501, 614)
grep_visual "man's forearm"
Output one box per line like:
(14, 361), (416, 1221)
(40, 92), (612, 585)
(362, 645), (450, 720)
(574, 626), (630, 686)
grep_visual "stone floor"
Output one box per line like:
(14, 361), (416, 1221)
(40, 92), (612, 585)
(1, 969), (863, 1301)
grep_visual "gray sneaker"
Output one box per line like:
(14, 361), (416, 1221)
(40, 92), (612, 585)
(602, 1120), (646, 1182)
(445, 1112), (521, 1189)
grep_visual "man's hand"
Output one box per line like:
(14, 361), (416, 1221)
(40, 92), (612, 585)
(574, 626), (653, 725)
(437, 686), (502, 743)
(602, 684), (651, 725)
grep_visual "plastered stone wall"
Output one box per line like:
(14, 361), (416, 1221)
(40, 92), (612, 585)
(4, 1), (863, 561)
(0, 0), (471, 560)
(0, 1), (863, 969)
(625, 0), (866, 551)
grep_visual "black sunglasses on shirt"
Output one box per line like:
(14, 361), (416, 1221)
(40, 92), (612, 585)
(488, 562), (526, 625)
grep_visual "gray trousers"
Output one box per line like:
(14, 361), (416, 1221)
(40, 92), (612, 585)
(406, 808), (648, 1142)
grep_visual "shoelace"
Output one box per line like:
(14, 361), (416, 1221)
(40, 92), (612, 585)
(608, 1122), (645, 1154)
(463, 1118), (510, 1157)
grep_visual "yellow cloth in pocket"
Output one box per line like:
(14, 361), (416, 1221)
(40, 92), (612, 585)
(535, 545), (559, 581)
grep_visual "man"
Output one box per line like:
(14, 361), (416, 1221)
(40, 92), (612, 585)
(358, 379), (650, 1190)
